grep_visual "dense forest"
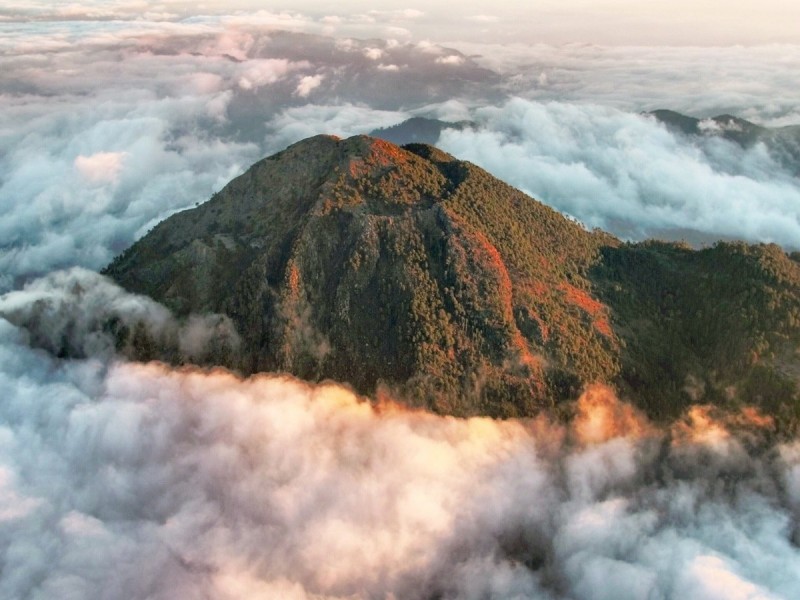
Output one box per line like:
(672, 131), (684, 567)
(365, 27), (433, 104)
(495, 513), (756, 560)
(102, 135), (800, 431)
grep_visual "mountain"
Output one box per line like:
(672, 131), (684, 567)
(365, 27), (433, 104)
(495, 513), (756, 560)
(370, 117), (473, 146)
(649, 109), (800, 175)
(103, 135), (800, 428)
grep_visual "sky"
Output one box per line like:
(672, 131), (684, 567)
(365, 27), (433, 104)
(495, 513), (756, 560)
(5, 0), (800, 44)
(2, 2), (800, 598)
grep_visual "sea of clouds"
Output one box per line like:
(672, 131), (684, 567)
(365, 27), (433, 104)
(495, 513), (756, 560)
(3, 6), (800, 598)
(2, 270), (800, 598)
(3, 10), (800, 293)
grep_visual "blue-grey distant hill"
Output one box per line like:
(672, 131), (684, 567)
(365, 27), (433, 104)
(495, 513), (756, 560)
(370, 117), (473, 146)
(649, 109), (800, 175)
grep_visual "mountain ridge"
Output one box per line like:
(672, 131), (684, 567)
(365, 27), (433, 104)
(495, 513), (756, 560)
(103, 134), (800, 428)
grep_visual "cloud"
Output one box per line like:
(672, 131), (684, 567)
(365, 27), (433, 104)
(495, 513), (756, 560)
(455, 43), (800, 126)
(436, 54), (465, 65)
(263, 103), (407, 152)
(294, 74), (323, 98)
(74, 151), (128, 184)
(0, 268), (240, 364)
(466, 14), (500, 23)
(1, 278), (800, 597)
(236, 58), (308, 90)
(0, 17), (499, 292)
(438, 98), (800, 248)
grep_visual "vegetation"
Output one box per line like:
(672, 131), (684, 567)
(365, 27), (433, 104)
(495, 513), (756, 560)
(104, 135), (800, 430)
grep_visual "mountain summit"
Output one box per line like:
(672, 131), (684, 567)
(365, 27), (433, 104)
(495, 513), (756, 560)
(105, 134), (800, 425)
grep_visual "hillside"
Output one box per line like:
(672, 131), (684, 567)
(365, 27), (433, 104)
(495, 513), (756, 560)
(369, 117), (472, 146)
(103, 135), (800, 426)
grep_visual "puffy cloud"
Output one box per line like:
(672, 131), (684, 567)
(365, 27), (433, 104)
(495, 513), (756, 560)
(438, 98), (800, 248)
(263, 104), (408, 152)
(0, 16), (497, 292)
(0, 276), (800, 597)
(436, 54), (465, 65)
(363, 47), (384, 60)
(294, 74), (323, 98)
(0, 268), (240, 364)
(74, 151), (128, 184)
(236, 58), (308, 90)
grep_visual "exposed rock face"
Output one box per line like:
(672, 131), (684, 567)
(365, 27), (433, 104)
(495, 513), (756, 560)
(105, 134), (800, 425)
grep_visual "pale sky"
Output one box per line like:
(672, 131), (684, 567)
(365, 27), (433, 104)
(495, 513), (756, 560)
(3, 0), (800, 45)
(266, 0), (800, 45)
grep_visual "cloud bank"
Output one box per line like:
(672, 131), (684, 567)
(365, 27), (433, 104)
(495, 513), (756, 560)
(3, 14), (800, 294)
(438, 99), (800, 248)
(0, 17), (499, 292)
(1, 273), (800, 598)
(459, 43), (800, 126)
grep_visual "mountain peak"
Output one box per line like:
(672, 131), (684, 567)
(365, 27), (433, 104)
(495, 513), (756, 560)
(105, 133), (616, 416)
(104, 135), (800, 424)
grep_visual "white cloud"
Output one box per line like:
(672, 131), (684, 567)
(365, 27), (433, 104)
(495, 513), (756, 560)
(264, 104), (408, 152)
(438, 98), (800, 247)
(436, 54), (465, 65)
(466, 14), (500, 23)
(456, 43), (800, 125)
(294, 74), (323, 98)
(74, 151), (127, 184)
(367, 8), (425, 20)
(236, 58), (308, 90)
(0, 279), (799, 598)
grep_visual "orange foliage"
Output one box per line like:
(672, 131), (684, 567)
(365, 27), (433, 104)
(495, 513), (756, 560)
(511, 330), (544, 371)
(369, 138), (409, 167)
(558, 282), (613, 338)
(345, 139), (409, 180)
(286, 262), (301, 297)
(470, 229), (514, 322)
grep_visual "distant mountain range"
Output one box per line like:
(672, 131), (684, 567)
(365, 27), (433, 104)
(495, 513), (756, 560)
(371, 112), (800, 176)
(99, 134), (800, 431)
(370, 117), (473, 146)
(649, 109), (800, 174)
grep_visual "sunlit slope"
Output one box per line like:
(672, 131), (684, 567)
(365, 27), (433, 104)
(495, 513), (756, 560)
(105, 135), (800, 425)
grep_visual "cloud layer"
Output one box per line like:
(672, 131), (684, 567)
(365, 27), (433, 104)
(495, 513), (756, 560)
(2, 11), (800, 597)
(3, 13), (800, 294)
(1, 273), (800, 598)
(439, 99), (800, 247)
(0, 17), (500, 292)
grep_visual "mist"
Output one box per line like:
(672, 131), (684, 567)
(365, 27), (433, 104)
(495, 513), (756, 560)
(2, 273), (800, 598)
